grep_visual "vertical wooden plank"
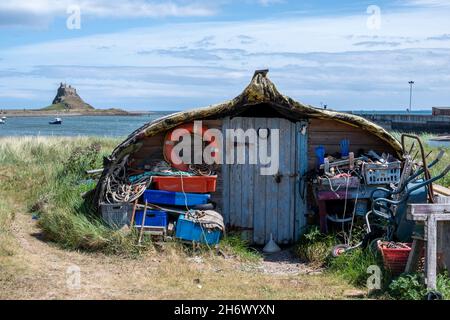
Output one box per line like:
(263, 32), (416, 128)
(277, 118), (291, 244)
(246, 117), (255, 242)
(295, 121), (308, 241)
(234, 118), (243, 232)
(222, 117), (230, 226)
(289, 120), (297, 243)
(229, 118), (238, 229)
(253, 117), (267, 245)
(266, 118), (279, 243)
(427, 216), (438, 290)
(229, 118), (236, 229)
(240, 117), (250, 241)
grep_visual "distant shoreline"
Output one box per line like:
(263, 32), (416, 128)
(0, 110), (156, 117)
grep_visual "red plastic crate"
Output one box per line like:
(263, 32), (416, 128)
(378, 242), (412, 275)
(152, 176), (217, 193)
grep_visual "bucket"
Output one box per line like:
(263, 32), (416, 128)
(378, 241), (412, 275)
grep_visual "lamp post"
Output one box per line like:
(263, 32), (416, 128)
(409, 81), (415, 112)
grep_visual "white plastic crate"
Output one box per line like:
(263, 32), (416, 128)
(364, 161), (401, 185)
(100, 203), (132, 228)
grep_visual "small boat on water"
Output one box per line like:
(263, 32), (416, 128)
(1, 116), (6, 120)
(49, 117), (62, 125)
(0, 119), (5, 124)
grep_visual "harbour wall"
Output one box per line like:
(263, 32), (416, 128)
(349, 113), (450, 133)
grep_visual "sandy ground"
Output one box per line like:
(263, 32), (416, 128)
(0, 211), (356, 300)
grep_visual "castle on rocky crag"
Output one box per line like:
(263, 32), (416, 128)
(52, 82), (81, 105)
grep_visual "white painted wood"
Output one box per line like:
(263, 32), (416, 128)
(427, 216), (438, 290)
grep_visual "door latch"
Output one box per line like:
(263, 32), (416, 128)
(273, 172), (283, 183)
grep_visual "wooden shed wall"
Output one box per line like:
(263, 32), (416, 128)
(308, 119), (397, 170)
(128, 117), (397, 215)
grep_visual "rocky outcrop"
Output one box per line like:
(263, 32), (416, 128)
(49, 83), (94, 110)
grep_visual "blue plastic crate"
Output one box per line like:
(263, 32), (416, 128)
(175, 214), (222, 245)
(134, 210), (168, 228)
(143, 190), (210, 206)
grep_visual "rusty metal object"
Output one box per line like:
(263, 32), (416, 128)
(401, 134), (434, 202)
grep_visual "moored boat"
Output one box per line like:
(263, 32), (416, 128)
(49, 117), (62, 125)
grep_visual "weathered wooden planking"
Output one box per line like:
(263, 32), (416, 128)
(240, 117), (251, 242)
(278, 118), (291, 243)
(408, 203), (450, 217)
(234, 118), (244, 232)
(253, 117), (267, 244)
(434, 184), (450, 197)
(222, 117), (299, 245)
(295, 121), (308, 240)
(267, 118), (279, 243)
(307, 118), (397, 171)
(222, 118), (231, 226)
(309, 119), (366, 132)
(309, 132), (385, 145)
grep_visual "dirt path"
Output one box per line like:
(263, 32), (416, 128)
(0, 212), (355, 300)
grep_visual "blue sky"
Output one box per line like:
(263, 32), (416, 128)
(1, 0), (450, 111)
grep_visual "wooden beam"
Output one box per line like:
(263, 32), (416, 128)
(434, 184), (450, 197)
(409, 203), (450, 215)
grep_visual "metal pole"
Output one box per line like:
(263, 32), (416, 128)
(409, 81), (415, 112)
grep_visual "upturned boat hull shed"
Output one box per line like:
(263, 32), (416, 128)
(94, 70), (402, 245)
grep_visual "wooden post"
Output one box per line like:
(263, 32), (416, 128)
(426, 216), (438, 290)
(130, 199), (138, 228)
(138, 201), (148, 245)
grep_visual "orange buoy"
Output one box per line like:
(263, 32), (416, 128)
(163, 122), (219, 171)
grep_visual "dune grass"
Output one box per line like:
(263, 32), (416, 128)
(0, 136), (148, 255)
(391, 132), (450, 188)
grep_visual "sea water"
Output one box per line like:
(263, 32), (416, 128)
(0, 113), (172, 137)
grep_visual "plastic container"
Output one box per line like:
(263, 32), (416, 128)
(100, 203), (132, 229)
(364, 161), (401, 185)
(134, 210), (168, 228)
(152, 176), (217, 193)
(378, 241), (412, 275)
(143, 190), (210, 206)
(175, 214), (222, 245)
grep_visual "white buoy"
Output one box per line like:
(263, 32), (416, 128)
(263, 233), (281, 254)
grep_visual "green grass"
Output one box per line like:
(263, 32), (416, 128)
(219, 234), (262, 262)
(41, 103), (67, 111)
(392, 132), (450, 188)
(328, 249), (380, 287)
(0, 136), (149, 255)
(294, 226), (337, 266)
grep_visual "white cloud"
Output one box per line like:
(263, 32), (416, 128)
(401, 0), (450, 7)
(0, 0), (217, 26)
(2, 4), (450, 109)
(257, 0), (284, 7)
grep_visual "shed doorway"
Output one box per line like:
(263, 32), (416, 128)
(222, 117), (308, 245)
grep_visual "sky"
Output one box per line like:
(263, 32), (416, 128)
(1, 0), (450, 111)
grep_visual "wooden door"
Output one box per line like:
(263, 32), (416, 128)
(222, 117), (308, 245)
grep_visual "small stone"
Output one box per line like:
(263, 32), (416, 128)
(344, 290), (366, 299)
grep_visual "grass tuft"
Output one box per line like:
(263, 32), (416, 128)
(219, 235), (262, 262)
